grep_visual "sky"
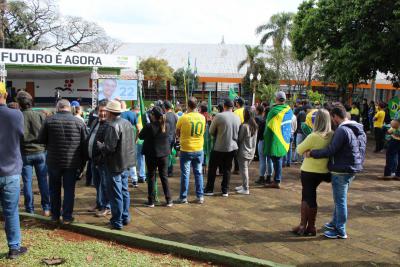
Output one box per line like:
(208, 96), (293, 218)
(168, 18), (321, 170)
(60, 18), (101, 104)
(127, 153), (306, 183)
(58, 0), (304, 45)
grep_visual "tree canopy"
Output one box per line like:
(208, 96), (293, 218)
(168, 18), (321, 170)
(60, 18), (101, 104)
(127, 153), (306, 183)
(291, 0), (400, 87)
(139, 57), (174, 91)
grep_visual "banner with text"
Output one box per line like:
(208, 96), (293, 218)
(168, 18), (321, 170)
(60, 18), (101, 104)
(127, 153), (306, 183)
(98, 79), (137, 101)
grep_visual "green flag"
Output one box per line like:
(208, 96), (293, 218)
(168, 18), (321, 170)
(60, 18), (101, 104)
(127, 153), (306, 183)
(203, 91), (213, 165)
(388, 96), (400, 120)
(229, 87), (238, 100)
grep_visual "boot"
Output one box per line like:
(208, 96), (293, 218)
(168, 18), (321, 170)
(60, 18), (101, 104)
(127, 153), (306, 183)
(255, 176), (265, 185)
(292, 201), (308, 235)
(304, 206), (318, 236)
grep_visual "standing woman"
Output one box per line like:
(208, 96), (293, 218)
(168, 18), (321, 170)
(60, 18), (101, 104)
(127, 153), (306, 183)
(235, 107), (258, 194)
(292, 109), (333, 236)
(139, 106), (173, 207)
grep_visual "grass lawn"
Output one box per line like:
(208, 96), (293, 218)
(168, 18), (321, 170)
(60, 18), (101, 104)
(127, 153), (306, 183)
(0, 219), (212, 267)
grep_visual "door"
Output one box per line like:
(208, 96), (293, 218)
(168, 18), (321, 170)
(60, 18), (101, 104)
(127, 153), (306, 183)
(25, 82), (35, 103)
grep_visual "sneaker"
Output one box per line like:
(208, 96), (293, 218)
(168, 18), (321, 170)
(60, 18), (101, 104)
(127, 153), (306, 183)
(264, 182), (280, 189)
(96, 208), (111, 217)
(138, 178), (145, 183)
(132, 182), (138, 188)
(324, 222), (335, 230)
(197, 197), (204, 204)
(265, 175), (272, 184)
(145, 202), (155, 208)
(175, 198), (188, 204)
(204, 192), (214, 196)
(222, 193), (229, 197)
(42, 210), (51, 217)
(255, 176), (265, 185)
(324, 230), (347, 239)
(235, 185), (243, 191)
(62, 218), (75, 225)
(7, 247), (28, 259)
(166, 200), (174, 207)
(236, 189), (249, 195)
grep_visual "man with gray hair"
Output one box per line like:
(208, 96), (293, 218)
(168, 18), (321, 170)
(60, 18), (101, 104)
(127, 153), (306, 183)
(39, 99), (88, 224)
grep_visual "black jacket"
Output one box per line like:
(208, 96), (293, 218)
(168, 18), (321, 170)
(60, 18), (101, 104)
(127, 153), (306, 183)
(21, 108), (46, 155)
(87, 118), (108, 165)
(39, 111), (88, 169)
(139, 122), (170, 158)
(100, 117), (135, 173)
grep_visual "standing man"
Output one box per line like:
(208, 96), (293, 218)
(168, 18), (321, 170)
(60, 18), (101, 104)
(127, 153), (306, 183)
(39, 99), (87, 224)
(164, 100), (178, 177)
(307, 103), (366, 239)
(0, 83), (28, 259)
(98, 100), (135, 230)
(204, 99), (241, 197)
(176, 97), (206, 204)
(87, 100), (111, 217)
(373, 102), (386, 153)
(263, 91), (293, 189)
(16, 91), (50, 216)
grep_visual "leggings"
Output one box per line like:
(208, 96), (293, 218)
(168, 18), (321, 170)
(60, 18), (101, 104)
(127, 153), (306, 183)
(301, 171), (330, 208)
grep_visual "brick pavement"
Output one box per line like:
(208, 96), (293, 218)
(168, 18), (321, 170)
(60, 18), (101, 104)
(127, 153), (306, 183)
(25, 143), (400, 266)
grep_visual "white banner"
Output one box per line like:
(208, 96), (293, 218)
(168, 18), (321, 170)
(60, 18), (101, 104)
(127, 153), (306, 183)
(0, 48), (137, 68)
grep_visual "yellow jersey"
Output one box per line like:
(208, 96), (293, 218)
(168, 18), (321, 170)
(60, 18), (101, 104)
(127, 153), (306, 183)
(176, 112), (206, 152)
(374, 110), (385, 128)
(234, 107), (244, 123)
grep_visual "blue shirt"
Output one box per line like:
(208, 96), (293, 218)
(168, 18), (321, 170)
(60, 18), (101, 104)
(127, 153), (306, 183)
(121, 111), (138, 127)
(0, 104), (24, 176)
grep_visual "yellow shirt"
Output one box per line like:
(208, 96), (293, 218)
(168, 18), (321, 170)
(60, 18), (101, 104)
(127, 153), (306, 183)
(297, 132), (333, 173)
(234, 107), (244, 124)
(374, 110), (385, 128)
(350, 107), (360, 116)
(176, 112), (206, 152)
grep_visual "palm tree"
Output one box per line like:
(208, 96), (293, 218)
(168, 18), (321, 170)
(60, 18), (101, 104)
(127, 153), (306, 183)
(237, 45), (263, 72)
(256, 12), (294, 50)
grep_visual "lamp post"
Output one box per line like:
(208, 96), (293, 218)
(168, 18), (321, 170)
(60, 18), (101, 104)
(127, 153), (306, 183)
(255, 73), (261, 106)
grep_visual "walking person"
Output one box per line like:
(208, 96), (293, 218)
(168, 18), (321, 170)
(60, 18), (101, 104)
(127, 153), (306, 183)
(373, 102), (386, 153)
(139, 106), (173, 207)
(307, 103), (366, 239)
(86, 100), (111, 217)
(175, 97), (206, 203)
(292, 109), (333, 236)
(39, 99), (88, 224)
(0, 84), (28, 259)
(97, 100), (135, 229)
(204, 99), (241, 197)
(16, 91), (51, 216)
(235, 107), (258, 195)
(264, 91), (293, 189)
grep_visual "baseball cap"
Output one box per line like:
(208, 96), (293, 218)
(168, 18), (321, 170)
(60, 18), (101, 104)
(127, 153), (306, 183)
(0, 82), (6, 96)
(223, 98), (234, 108)
(275, 91), (286, 101)
(71, 101), (80, 107)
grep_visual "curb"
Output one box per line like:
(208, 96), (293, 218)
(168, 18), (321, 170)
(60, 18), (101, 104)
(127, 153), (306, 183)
(19, 212), (292, 267)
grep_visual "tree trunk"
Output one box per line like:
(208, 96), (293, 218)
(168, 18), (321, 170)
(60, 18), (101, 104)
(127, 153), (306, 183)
(307, 62), (313, 91)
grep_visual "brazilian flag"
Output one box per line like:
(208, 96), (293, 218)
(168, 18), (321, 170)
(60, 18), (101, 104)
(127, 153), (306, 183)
(263, 104), (294, 157)
(301, 109), (317, 137)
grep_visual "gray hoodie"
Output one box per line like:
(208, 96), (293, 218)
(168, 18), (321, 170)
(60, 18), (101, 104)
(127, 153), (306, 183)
(238, 124), (257, 160)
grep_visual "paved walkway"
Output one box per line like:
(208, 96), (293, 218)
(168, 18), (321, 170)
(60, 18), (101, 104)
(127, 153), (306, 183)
(26, 143), (400, 266)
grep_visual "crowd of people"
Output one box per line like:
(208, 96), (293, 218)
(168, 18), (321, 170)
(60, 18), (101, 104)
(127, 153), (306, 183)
(5, 81), (395, 260)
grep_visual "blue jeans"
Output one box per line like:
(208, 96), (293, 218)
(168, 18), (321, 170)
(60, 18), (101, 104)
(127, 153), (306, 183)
(330, 173), (355, 236)
(179, 151), (204, 199)
(128, 166), (138, 184)
(269, 156), (282, 183)
(92, 164), (110, 210)
(257, 141), (273, 177)
(293, 133), (305, 162)
(283, 136), (293, 166)
(136, 143), (146, 180)
(48, 168), (77, 221)
(107, 170), (130, 228)
(0, 175), (21, 249)
(21, 152), (50, 213)
(384, 138), (400, 176)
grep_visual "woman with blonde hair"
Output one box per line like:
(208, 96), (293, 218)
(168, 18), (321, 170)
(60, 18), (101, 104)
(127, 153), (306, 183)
(292, 109), (333, 236)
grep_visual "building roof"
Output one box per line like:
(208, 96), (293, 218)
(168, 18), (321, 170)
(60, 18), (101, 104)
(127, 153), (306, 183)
(115, 43), (247, 78)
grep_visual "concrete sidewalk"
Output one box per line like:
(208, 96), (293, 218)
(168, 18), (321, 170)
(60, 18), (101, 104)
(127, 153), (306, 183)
(24, 144), (400, 266)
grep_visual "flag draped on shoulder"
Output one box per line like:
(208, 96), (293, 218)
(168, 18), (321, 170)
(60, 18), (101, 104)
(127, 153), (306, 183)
(263, 104), (293, 157)
(301, 109), (317, 137)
